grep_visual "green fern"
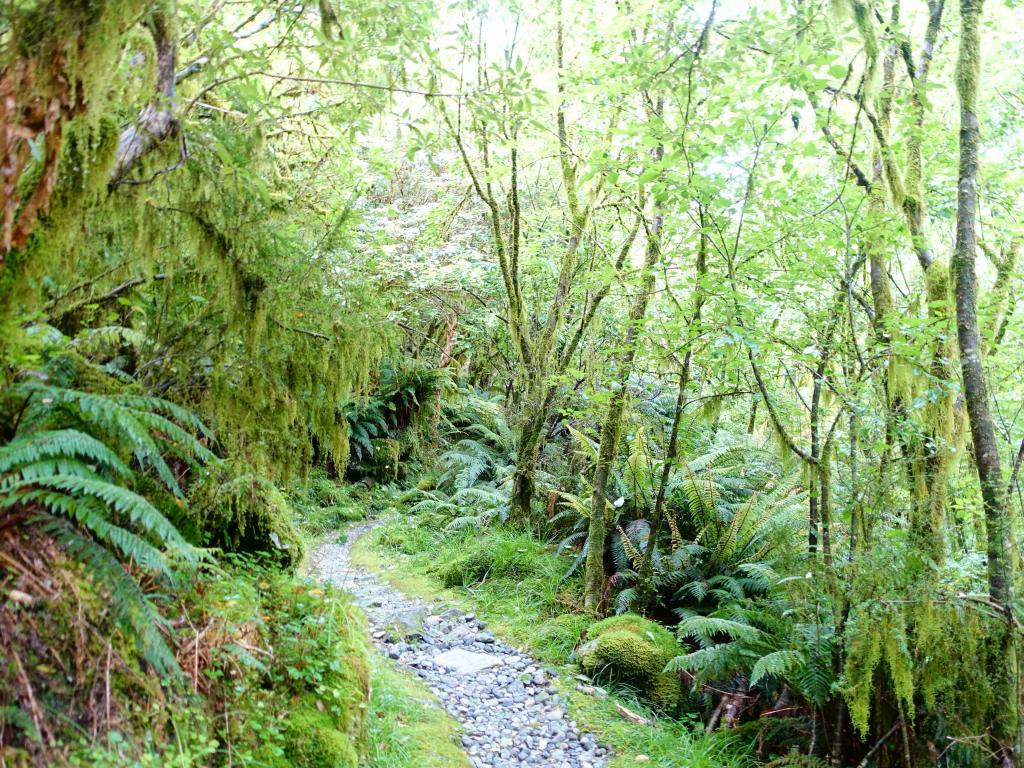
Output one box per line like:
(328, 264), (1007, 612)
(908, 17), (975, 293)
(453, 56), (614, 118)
(668, 598), (837, 709)
(1, 382), (213, 674)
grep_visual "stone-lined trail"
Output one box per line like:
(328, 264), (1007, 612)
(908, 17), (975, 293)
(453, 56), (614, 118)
(311, 522), (608, 768)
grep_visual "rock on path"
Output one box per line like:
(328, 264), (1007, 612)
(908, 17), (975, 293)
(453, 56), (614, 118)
(311, 522), (608, 768)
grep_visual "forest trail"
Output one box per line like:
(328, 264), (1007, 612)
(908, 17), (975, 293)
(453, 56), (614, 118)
(311, 522), (609, 768)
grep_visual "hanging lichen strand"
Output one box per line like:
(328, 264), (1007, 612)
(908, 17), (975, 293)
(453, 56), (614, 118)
(3, 58), (389, 487)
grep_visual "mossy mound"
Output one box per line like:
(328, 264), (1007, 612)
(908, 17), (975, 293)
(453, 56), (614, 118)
(188, 464), (305, 568)
(260, 579), (370, 766)
(366, 437), (400, 482)
(536, 613), (595, 660)
(577, 614), (682, 709)
(283, 706), (359, 768)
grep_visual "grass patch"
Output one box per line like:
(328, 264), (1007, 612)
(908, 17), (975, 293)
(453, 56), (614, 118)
(566, 690), (757, 768)
(352, 518), (584, 664)
(364, 655), (472, 768)
(292, 470), (370, 536)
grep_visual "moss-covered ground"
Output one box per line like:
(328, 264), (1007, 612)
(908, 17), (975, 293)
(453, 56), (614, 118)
(364, 655), (472, 768)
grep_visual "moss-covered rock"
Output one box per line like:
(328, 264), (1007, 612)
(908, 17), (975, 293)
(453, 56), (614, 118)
(366, 437), (400, 482)
(576, 614), (682, 709)
(188, 464), (305, 568)
(283, 706), (358, 768)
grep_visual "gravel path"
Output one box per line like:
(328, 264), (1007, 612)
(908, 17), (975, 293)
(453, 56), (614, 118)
(310, 521), (608, 768)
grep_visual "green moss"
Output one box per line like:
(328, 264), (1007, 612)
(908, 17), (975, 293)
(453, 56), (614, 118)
(535, 613), (595, 660)
(577, 614), (682, 710)
(188, 464), (305, 568)
(364, 657), (472, 768)
(283, 706), (359, 768)
(368, 437), (401, 482)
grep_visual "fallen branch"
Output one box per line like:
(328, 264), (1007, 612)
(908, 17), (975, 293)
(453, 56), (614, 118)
(47, 273), (167, 323)
(615, 702), (652, 726)
(855, 722), (901, 768)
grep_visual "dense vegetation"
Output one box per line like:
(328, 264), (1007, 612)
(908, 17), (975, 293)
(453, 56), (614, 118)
(1, 0), (1022, 766)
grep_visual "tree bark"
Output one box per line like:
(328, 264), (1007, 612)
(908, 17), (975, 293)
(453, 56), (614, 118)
(109, 9), (180, 186)
(952, 2), (1018, 762)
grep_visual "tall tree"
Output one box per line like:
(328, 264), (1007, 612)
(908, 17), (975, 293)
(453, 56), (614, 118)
(951, 0), (1018, 763)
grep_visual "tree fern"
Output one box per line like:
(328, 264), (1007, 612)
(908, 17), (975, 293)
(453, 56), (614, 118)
(749, 649), (805, 686)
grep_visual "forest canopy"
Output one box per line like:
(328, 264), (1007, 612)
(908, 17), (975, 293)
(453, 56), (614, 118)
(1, 0), (1023, 767)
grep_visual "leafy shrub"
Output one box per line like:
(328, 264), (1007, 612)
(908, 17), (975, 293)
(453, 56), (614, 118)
(366, 437), (400, 482)
(577, 614), (683, 710)
(182, 561), (372, 766)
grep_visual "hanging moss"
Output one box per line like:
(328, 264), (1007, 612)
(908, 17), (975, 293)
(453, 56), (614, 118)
(188, 464), (305, 568)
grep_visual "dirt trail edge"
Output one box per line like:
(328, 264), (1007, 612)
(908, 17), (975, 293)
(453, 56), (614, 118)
(311, 521), (608, 768)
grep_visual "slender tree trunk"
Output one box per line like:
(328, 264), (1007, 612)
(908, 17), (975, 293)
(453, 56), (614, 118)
(820, 441), (832, 566)
(636, 216), (707, 610)
(509, 400), (548, 525)
(583, 204), (663, 613)
(952, 3), (1018, 762)
(636, 357), (690, 612)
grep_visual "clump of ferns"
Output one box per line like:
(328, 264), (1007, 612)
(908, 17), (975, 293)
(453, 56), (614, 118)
(403, 388), (515, 530)
(554, 427), (804, 616)
(666, 594), (838, 716)
(1, 379), (214, 674)
(344, 359), (451, 461)
(666, 468), (806, 617)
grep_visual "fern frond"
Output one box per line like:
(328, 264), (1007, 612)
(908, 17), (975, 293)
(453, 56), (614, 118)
(677, 615), (762, 644)
(749, 649), (805, 686)
(0, 430), (130, 478)
(40, 518), (180, 675)
(7, 476), (191, 555)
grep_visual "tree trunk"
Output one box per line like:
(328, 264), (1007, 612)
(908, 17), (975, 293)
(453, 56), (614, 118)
(952, 2), (1018, 762)
(583, 204), (663, 613)
(109, 9), (180, 186)
(636, 357), (690, 611)
(509, 405), (547, 526)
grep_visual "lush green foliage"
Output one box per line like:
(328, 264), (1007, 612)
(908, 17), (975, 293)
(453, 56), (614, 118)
(3, 0), (1024, 765)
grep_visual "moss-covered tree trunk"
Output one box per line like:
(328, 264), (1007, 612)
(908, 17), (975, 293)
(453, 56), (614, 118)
(583, 203), (662, 613)
(952, 2), (1019, 762)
